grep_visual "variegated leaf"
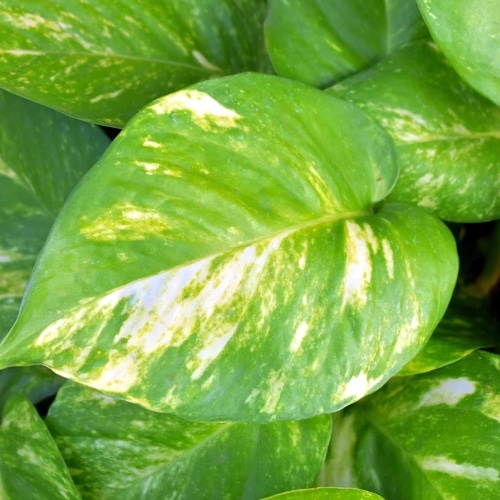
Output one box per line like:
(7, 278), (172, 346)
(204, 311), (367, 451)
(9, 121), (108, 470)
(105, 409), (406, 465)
(398, 286), (499, 376)
(263, 487), (385, 499)
(0, 395), (81, 499)
(0, 73), (458, 422)
(321, 351), (500, 499)
(0, 0), (270, 127)
(264, 0), (428, 87)
(45, 382), (331, 499)
(417, 0), (500, 106)
(329, 40), (500, 222)
(0, 88), (109, 337)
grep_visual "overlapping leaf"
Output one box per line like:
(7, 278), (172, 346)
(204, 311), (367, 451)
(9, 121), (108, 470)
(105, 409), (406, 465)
(264, 0), (428, 87)
(0, 0), (270, 126)
(0, 395), (80, 499)
(329, 40), (500, 222)
(322, 351), (500, 498)
(0, 73), (458, 422)
(417, 0), (500, 105)
(45, 382), (331, 499)
(398, 286), (499, 376)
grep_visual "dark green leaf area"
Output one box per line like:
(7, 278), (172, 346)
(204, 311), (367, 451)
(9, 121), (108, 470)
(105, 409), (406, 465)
(327, 351), (500, 499)
(0, 395), (81, 499)
(46, 382), (331, 500)
(265, 0), (428, 87)
(0, 1), (271, 126)
(398, 287), (500, 376)
(0, 365), (64, 414)
(0, 89), (109, 335)
(416, 0), (500, 105)
(329, 40), (500, 222)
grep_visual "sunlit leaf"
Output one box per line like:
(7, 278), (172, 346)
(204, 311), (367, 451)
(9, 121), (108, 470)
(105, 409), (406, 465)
(417, 0), (500, 105)
(322, 351), (500, 499)
(329, 40), (500, 222)
(0, 88), (109, 336)
(398, 287), (499, 376)
(0, 73), (458, 422)
(0, 395), (80, 499)
(0, 0), (270, 127)
(46, 382), (331, 499)
(265, 0), (428, 87)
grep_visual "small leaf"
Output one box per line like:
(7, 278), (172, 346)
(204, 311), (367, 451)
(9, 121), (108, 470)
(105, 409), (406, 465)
(45, 382), (331, 500)
(262, 487), (386, 499)
(329, 40), (500, 222)
(416, 0), (500, 105)
(0, 395), (81, 499)
(265, 0), (428, 87)
(0, 88), (109, 336)
(0, 73), (458, 422)
(398, 287), (499, 376)
(0, 0), (270, 126)
(323, 351), (500, 498)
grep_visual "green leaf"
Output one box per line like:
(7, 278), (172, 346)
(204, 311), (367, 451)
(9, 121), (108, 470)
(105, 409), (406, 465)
(328, 40), (500, 222)
(323, 351), (500, 499)
(45, 382), (331, 499)
(0, 88), (109, 337)
(262, 487), (385, 499)
(0, 73), (458, 422)
(0, 0), (270, 127)
(397, 286), (499, 376)
(265, 0), (428, 87)
(416, 0), (500, 105)
(0, 395), (81, 499)
(0, 365), (63, 414)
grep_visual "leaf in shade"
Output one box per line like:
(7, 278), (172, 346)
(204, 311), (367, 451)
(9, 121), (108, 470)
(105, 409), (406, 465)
(329, 40), (500, 223)
(398, 287), (499, 376)
(45, 382), (331, 500)
(0, 73), (458, 422)
(265, 0), (428, 87)
(416, 0), (500, 105)
(321, 351), (500, 499)
(0, 0), (270, 127)
(0, 395), (81, 499)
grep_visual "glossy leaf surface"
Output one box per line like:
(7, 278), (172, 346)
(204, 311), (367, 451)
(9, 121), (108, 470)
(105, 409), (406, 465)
(46, 382), (331, 499)
(323, 351), (500, 499)
(0, 0), (270, 126)
(398, 287), (499, 376)
(0, 89), (109, 336)
(263, 487), (385, 499)
(329, 41), (500, 222)
(417, 0), (500, 105)
(265, 0), (428, 87)
(0, 396), (80, 499)
(0, 73), (458, 422)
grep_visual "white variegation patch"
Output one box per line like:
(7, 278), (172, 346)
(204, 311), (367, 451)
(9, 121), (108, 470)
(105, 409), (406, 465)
(416, 378), (476, 409)
(341, 373), (383, 402)
(90, 90), (124, 104)
(290, 321), (309, 352)
(151, 90), (242, 132)
(381, 239), (394, 279)
(418, 456), (499, 482)
(261, 370), (286, 415)
(192, 50), (221, 72)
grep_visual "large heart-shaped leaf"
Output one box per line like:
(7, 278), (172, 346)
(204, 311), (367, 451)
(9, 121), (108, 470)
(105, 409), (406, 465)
(322, 351), (500, 498)
(265, 0), (428, 88)
(416, 0), (500, 105)
(0, 73), (458, 422)
(45, 382), (331, 499)
(329, 40), (500, 222)
(0, 0), (270, 127)
(0, 88), (109, 336)
(0, 395), (81, 499)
